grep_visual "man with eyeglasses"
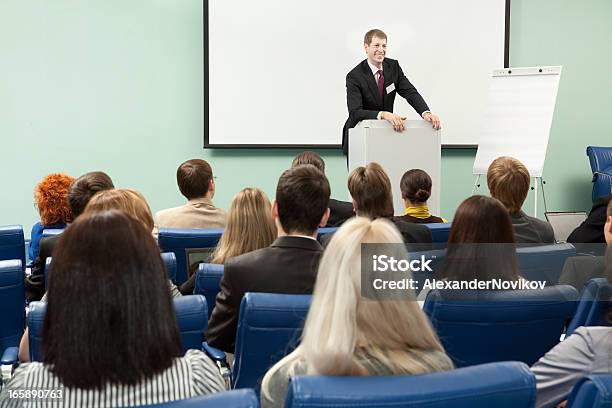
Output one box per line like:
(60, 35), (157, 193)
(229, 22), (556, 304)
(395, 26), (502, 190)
(342, 29), (441, 158)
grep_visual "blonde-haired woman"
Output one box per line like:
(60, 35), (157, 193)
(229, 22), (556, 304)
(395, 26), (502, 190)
(179, 187), (277, 294)
(261, 217), (453, 408)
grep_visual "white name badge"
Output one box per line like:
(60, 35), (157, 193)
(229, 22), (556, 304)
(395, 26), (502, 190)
(386, 83), (396, 94)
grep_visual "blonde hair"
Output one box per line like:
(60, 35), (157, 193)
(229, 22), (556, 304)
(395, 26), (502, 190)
(84, 189), (154, 232)
(487, 156), (530, 214)
(262, 217), (447, 400)
(210, 188), (276, 264)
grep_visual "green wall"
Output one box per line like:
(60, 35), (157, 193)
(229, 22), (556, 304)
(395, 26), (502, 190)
(1, 0), (611, 236)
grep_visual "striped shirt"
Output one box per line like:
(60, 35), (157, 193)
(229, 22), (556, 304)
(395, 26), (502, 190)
(0, 350), (226, 407)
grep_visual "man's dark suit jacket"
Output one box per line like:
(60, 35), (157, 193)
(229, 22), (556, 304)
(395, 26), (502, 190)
(559, 255), (606, 291)
(205, 236), (323, 353)
(320, 217), (432, 251)
(25, 235), (60, 302)
(326, 198), (354, 227)
(567, 195), (612, 245)
(343, 58), (430, 155)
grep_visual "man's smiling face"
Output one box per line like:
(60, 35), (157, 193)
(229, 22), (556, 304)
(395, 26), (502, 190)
(365, 36), (387, 67)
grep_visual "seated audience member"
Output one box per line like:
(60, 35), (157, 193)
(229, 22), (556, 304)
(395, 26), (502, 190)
(559, 198), (612, 290)
(156, 159), (226, 229)
(25, 171), (114, 302)
(487, 156), (555, 244)
(205, 165), (330, 353)
(567, 195), (612, 248)
(531, 251), (612, 408)
(29, 173), (75, 261)
(1, 211), (225, 406)
(321, 162), (432, 247)
(179, 187), (277, 294)
(292, 151), (354, 226)
(437, 195), (522, 283)
(396, 169), (446, 224)
(260, 217), (453, 408)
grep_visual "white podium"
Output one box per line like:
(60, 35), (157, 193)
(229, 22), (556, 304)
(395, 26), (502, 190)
(348, 120), (441, 216)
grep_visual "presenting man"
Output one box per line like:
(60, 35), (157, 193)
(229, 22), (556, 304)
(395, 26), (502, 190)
(343, 29), (441, 156)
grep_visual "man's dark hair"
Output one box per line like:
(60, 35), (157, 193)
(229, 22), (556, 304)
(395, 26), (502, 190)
(43, 210), (181, 389)
(177, 159), (213, 199)
(291, 151), (325, 173)
(400, 169), (432, 204)
(276, 165), (330, 235)
(348, 162), (394, 219)
(364, 29), (387, 45)
(68, 171), (114, 218)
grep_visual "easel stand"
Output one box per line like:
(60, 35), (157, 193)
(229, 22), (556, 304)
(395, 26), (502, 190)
(471, 175), (547, 217)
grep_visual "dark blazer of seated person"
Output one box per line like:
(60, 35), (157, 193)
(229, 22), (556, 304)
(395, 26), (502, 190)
(567, 195), (612, 245)
(511, 210), (555, 244)
(25, 235), (59, 302)
(205, 165), (331, 353)
(326, 198), (354, 227)
(558, 255), (606, 291)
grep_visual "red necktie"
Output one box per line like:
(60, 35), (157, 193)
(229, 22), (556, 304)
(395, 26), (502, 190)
(377, 70), (384, 98)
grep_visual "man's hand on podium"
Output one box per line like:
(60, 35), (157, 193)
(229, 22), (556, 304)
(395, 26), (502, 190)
(380, 111), (407, 132)
(422, 112), (442, 130)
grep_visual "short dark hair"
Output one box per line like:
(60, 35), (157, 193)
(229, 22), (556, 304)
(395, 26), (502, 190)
(348, 162), (394, 219)
(400, 169), (432, 204)
(292, 151), (325, 173)
(43, 210), (181, 389)
(177, 159), (213, 199)
(68, 171), (114, 218)
(364, 29), (387, 45)
(276, 165), (330, 235)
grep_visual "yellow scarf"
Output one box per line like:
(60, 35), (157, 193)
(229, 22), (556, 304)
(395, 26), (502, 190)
(404, 206), (447, 222)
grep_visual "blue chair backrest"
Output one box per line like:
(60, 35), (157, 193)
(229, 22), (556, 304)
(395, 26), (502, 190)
(516, 243), (576, 286)
(28, 295), (209, 361)
(424, 222), (452, 248)
(194, 263), (224, 316)
(143, 389), (259, 407)
(566, 278), (612, 336)
(285, 361), (535, 408)
(0, 260), (25, 352)
(174, 295), (208, 354)
(0, 225), (25, 271)
(317, 227), (338, 242)
(158, 228), (223, 285)
(233, 293), (311, 391)
(567, 374), (612, 408)
(44, 252), (178, 289)
(423, 285), (578, 367)
(587, 146), (612, 202)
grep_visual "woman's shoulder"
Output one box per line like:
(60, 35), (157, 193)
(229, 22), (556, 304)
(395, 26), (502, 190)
(182, 350), (227, 393)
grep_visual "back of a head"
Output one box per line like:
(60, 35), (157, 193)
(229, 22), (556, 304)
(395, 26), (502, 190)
(300, 217), (445, 375)
(348, 162), (394, 219)
(291, 151), (325, 173)
(84, 188), (154, 232)
(212, 187), (277, 263)
(176, 159), (213, 200)
(487, 156), (530, 214)
(68, 171), (114, 218)
(276, 165), (330, 235)
(449, 195), (515, 244)
(43, 210), (181, 389)
(400, 169), (432, 204)
(35, 173), (76, 225)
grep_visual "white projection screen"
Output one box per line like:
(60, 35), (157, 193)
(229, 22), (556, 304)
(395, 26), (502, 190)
(205, 0), (509, 147)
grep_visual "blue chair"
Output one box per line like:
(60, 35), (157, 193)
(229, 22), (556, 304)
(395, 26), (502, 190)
(423, 285), (578, 367)
(285, 361), (535, 408)
(566, 278), (611, 336)
(567, 374), (612, 408)
(424, 222), (452, 248)
(0, 260), (25, 368)
(44, 252), (178, 289)
(28, 295), (209, 361)
(231, 293), (311, 391)
(158, 228), (223, 285)
(587, 146), (612, 202)
(0, 225), (25, 272)
(194, 263), (224, 316)
(143, 389), (259, 407)
(516, 243), (576, 286)
(317, 227), (337, 242)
